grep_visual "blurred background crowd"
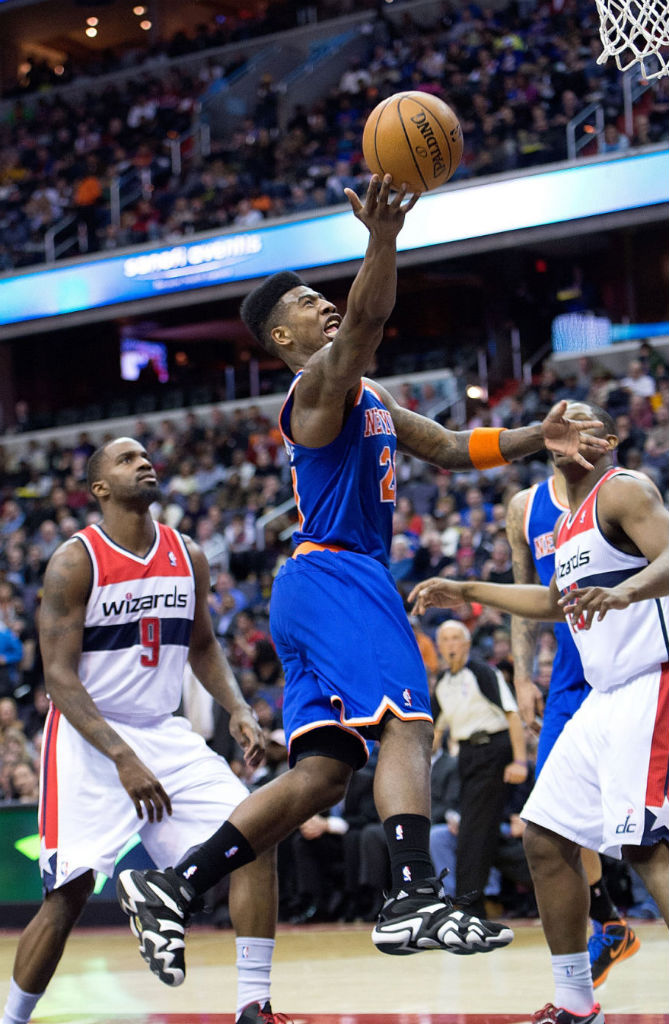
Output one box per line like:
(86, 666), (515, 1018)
(1, 0), (668, 269)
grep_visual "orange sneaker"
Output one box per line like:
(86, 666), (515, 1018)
(588, 919), (640, 988)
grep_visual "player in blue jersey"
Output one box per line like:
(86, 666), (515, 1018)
(117, 174), (608, 985)
(506, 469), (640, 989)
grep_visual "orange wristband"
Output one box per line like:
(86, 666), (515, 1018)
(468, 427), (509, 470)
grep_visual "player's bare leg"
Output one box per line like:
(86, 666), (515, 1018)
(524, 824), (589, 952)
(524, 823), (603, 1020)
(229, 849), (278, 938)
(373, 716), (432, 819)
(581, 847), (602, 886)
(624, 840), (669, 925)
(9, 870), (94, 997)
(228, 755), (352, 851)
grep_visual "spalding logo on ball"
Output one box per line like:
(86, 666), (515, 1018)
(362, 91), (463, 193)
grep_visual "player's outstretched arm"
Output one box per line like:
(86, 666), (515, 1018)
(506, 490), (545, 730)
(40, 540), (172, 822)
(185, 539), (265, 767)
(369, 386), (608, 472)
(290, 175), (419, 447)
(409, 575), (562, 621)
(559, 473), (669, 627)
(315, 175), (419, 390)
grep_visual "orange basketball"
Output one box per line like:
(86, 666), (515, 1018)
(362, 91), (463, 193)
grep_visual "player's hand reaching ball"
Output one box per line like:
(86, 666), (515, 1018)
(344, 174), (420, 240)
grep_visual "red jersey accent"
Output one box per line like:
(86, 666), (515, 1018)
(646, 663), (669, 806)
(556, 468), (617, 545)
(40, 706), (61, 848)
(79, 523), (192, 586)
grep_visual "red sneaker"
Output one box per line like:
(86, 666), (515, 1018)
(531, 1004), (605, 1024)
(236, 1001), (293, 1024)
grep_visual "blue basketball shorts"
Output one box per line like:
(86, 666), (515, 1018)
(535, 676), (591, 775)
(270, 547), (432, 766)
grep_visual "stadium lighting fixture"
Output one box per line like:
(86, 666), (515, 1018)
(85, 26), (98, 37)
(140, 19), (152, 30)
(86, 16), (99, 26)
(133, 5), (147, 14)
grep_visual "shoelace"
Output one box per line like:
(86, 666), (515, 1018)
(451, 889), (483, 910)
(436, 868), (485, 910)
(531, 1004), (559, 1023)
(260, 1011), (293, 1024)
(587, 922), (618, 960)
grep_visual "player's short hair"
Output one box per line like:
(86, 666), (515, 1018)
(240, 271), (307, 350)
(86, 442), (112, 493)
(584, 402), (616, 437)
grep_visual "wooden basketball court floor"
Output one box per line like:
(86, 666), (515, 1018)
(1, 919), (667, 1023)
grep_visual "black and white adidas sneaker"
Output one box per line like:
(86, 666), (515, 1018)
(371, 876), (514, 956)
(116, 867), (196, 985)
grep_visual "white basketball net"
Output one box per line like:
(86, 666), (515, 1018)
(595, 0), (669, 79)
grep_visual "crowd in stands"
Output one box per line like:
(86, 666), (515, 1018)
(1, 337), (667, 920)
(1, 0), (374, 100)
(1, 0), (668, 269)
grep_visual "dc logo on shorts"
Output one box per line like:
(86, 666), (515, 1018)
(395, 824), (404, 841)
(168, 551), (177, 566)
(403, 688), (412, 706)
(241, 945), (250, 959)
(402, 865), (412, 882)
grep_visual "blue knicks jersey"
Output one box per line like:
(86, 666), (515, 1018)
(279, 375), (396, 564)
(523, 477), (585, 692)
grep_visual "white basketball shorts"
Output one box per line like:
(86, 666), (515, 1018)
(39, 709), (250, 890)
(522, 663), (669, 858)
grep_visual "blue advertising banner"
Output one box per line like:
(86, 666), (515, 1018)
(0, 149), (666, 330)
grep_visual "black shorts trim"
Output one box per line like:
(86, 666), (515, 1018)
(290, 725), (368, 771)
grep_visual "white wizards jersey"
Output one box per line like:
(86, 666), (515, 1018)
(74, 523), (195, 722)
(555, 467), (669, 692)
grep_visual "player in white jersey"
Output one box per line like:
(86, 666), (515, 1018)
(1, 437), (286, 1024)
(409, 402), (669, 1024)
(506, 470), (640, 989)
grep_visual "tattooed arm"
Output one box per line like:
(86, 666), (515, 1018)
(506, 489), (545, 731)
(40, 540), (172, 821)
(368, 382), (608, 470)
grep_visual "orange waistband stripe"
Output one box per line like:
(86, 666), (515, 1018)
(292, 541), (348, 558)
(468, 426), (509, 470)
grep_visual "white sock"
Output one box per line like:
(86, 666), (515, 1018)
(551, 951), (596, 1015)
(235, 936), (275, 1017)
(2, 978), (44, 1024)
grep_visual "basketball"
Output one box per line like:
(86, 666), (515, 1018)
(362, 91), (463, 193)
